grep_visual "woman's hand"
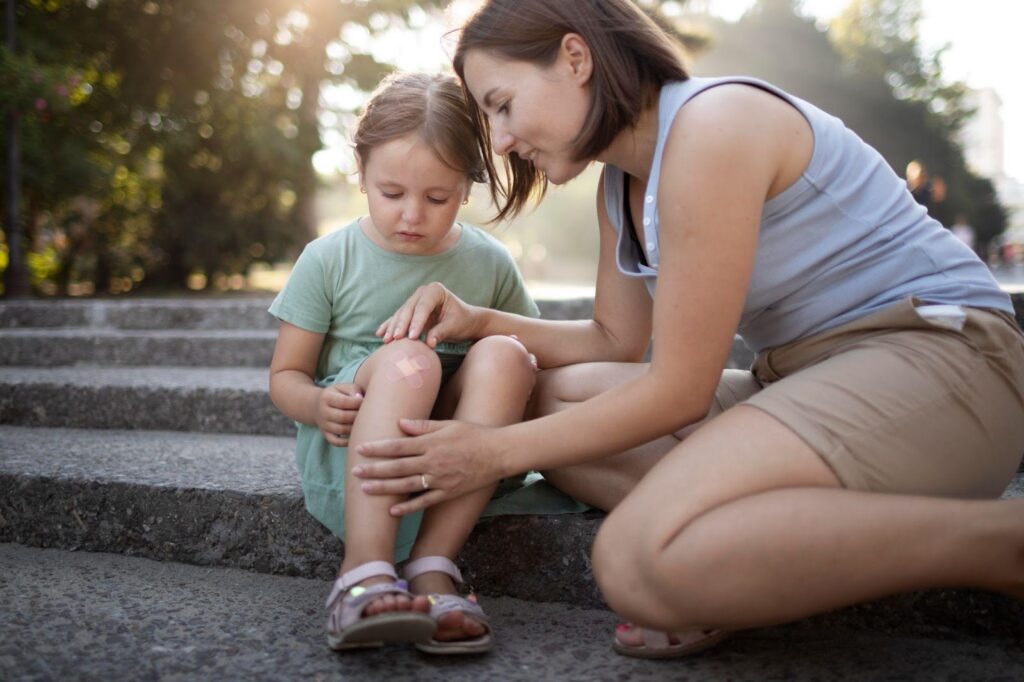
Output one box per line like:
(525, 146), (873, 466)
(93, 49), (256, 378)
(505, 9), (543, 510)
(376, 282), (482, 348)
(315, 383), (363, 447)
(352, 419), (507, 516)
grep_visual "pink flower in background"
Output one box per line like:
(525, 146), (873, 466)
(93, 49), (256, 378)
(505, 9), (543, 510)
(32, 72), (43, 83)
(55, 84), (68, 97)
(35, 98), (47, 111)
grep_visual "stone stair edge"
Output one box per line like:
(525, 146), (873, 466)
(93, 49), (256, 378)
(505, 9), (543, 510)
(2, 423), (1022, 637)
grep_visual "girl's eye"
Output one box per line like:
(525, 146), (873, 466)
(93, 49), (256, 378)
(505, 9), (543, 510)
(427, 197), (450, 205)
(381, 192), (401, 199)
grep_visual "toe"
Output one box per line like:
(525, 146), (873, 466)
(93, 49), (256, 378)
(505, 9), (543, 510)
(615, 623), (645, 648)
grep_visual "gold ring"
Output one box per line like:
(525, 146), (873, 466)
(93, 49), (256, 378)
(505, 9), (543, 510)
(420, 474), (429, 490)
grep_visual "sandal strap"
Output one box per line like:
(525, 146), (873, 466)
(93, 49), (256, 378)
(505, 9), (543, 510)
(401, 556), (463, 584)
(325, 560), (398, 608)
(328, 581), (417, 632)
(425, 593), (490, 628)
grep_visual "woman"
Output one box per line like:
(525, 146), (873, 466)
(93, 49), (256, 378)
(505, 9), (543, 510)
(353, 0), (1024, 658)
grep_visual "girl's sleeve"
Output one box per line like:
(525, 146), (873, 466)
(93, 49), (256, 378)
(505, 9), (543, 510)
(267, 243), (333, 333)
(492, 252), (541, 319)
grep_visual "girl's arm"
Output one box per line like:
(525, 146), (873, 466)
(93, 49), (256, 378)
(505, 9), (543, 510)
(356, 85), (798, 513)
(379, 172), (654, 368)
(269, 322), (362, 446)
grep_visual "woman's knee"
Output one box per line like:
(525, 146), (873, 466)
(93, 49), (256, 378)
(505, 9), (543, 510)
(464, 335), (536, 387)
(593, 507), (708, 628)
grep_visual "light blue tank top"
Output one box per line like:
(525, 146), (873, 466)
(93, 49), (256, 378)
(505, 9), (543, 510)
(603, 76), (1013, 353)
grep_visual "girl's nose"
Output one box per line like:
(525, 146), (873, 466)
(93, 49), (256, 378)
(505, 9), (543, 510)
(402, 200), (424, 225)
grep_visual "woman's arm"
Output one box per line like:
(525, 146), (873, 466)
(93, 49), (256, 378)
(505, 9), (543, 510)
(473, 170), (654, 367)
(377, 171), (653, 368)
(356, 85), (796, 513)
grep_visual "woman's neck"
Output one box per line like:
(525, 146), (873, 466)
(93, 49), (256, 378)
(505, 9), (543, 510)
(596, 100), (660, 183)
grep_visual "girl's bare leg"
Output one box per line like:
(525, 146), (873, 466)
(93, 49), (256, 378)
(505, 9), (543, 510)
(592, 405), (1024, 636)
(406, 335), (537, 640)
(339, 338), (440, 616)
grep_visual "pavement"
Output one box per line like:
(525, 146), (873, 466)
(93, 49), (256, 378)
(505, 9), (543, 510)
(2, 543), (1023, 682)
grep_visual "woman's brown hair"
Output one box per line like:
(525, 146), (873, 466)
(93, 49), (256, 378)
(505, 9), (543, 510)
(453, 0), (688, 221)
(354, 72), (485, 185)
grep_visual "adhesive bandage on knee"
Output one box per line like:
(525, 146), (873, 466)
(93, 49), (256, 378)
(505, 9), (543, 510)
(383, 353), (432, 389)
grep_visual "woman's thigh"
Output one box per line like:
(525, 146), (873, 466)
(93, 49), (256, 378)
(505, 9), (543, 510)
(531, 362), (763, 510)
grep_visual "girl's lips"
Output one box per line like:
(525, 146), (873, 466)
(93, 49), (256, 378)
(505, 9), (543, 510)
(397, 232), (423, 240)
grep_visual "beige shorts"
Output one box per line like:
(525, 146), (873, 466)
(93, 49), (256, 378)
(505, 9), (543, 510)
(714, 297), (1024, 498)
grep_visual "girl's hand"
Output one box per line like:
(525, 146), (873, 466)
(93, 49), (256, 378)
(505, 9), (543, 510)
(315, 383), (363, 447)
(352, 419), (507, 516)
(376, 282), (481, 348)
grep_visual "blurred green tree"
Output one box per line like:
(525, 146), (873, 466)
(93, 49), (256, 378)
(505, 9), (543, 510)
(1, 0), (440, 295)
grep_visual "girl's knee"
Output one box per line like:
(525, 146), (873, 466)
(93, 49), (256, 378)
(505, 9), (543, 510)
(370, 338), (442, 384)
(465, 335), (536, 385)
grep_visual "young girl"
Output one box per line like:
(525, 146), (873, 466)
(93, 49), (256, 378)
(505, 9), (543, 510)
(267, 72), (541, 654)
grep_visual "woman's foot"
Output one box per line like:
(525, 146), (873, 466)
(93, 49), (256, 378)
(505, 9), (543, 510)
(613, 623), (731, 658)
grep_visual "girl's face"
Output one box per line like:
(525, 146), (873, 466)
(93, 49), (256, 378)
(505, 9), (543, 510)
(359, 134), (470, 256)
(462, 43), (592, 185)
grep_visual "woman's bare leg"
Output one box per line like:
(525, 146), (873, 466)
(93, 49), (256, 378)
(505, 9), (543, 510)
(529, 362), (743, 511)
(406, 336), (537, 640)
(339, 338), (440, 616)
(593, 405), (1024, 635)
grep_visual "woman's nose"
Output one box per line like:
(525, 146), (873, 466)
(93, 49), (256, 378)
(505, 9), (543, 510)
(490, 123), (515, 156)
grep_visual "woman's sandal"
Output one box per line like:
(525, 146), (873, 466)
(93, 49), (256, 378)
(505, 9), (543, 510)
(401, 556), (494, 655)
(324, 560), (436, 651)
(612, 623), (732, 659)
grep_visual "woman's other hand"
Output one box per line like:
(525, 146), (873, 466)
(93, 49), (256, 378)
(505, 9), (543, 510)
(352, 419), (507, 515)
(315, 383), (363, 447)
(376, 282), (482, 348)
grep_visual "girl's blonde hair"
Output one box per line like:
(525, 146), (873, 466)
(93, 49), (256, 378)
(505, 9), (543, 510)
(354, 72), (486, 186)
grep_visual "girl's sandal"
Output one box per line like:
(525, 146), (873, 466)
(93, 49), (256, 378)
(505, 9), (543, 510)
(325, 560), (436, 651)
(401, 556), (494, 655)
(612, 623), (732, 659)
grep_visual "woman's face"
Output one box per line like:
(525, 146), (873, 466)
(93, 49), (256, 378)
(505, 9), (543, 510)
(462, 46), (592, 185)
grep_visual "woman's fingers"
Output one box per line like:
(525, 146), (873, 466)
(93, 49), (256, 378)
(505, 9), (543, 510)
(360, 475), (431, 496)
(352, 452), (424, 478)
(390, 489), (449, 516)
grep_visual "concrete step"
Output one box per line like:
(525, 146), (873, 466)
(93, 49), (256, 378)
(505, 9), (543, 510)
(0, 328), (277, 367)
(3, 543), (1023, 682)
(0, 297), (598, 330)
(2, 425), (1022, 640)
(0, 367), (290, 435)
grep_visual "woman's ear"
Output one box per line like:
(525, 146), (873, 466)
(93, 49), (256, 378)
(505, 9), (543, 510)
(561, 33), (593, 85)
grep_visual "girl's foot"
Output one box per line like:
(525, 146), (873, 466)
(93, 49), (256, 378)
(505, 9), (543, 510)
(407, 571), (487, 642)
(402, 556), (493, 654)
(352, 575), (431, 617)
(326, 561), (435, 650)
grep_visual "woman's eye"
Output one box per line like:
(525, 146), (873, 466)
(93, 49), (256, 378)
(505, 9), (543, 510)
(497, 101), (510, 115)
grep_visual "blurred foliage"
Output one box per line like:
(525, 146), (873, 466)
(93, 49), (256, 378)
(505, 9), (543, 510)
(0, 0), (442, 295)
(689, 0), (1006, 248)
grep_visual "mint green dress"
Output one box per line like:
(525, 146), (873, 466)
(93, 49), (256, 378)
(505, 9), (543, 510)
(269, 220), (587, 561)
